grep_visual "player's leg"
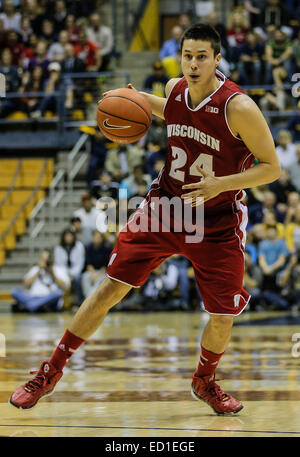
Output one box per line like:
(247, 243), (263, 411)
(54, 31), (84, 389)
(184, 226), (248, 414)
(9, 277), (131, 409)
(200, 314), (234, 354)
(10, 201), (178, 409)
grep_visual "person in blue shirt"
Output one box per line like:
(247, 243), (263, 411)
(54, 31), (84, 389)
(159, 25), (183, 60)
(237, 31), (265, 84)
(258, 225), (289, 309)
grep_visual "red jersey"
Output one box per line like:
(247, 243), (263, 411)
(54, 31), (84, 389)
(156, 70), (254, 212)
(74, 41), (98, 67)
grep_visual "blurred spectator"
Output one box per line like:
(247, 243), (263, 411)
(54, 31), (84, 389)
(229, 65), (248, 85)
(85, 127), (110, 187)
(161, 48), (182, 79)
(19, 16), (33, 45)
(48, 29), (69, 62)
(169, 255), (191, 309)
(256, 0), (290, 30)
(145, 142), (166, 179)
(0, 47), (20, 117)
(287, 144), (300, 192)
(226, 10), (249, 62)
(145, 115), (168, 149)
(207, 11), (229, 59)
(238, 31), (265, 84)
(73, 192), (107, 245)
(285, 191), (300, 224)
(265, 28), (293, 84)
(243, 249), (263, 310)
(259, 83), (290, 124)
(160, 25), (183, 60)
(275, 129), (297, 168)
(143, 61), (169, 98)
(70, 216), (83, 243)
(50, 0), (67, 35)
(286, 100), (300, 142)
(248, 190), (282, 223)
(139, 260), (180, 309)
(23, 0), (46, 36)
(262, 211), (285, 238)
(0, 0), (21, 33)
(278, 252), (300, 311)
(73, 28), (101, 71)
(292, 29), (300, 72)
(269, 168), (297, 205)
(286, 0), (300, 18)
(258, 224), (289, 309)
(62, 42), (86, 73)
(11, 249), (70, 313)
(23, 32), (38, 61)
(246, 184), (269, 208)
(285, 205), (300, 252)
(119, 165), (152, 199)
(27, 39), (50, 74)
(0, 18), (4, 49)
(247, 223), (266, 262)
(4, 29), (24, 66)
(39, 19), (56, 45)
(86, 12), (113, 71)
(30, 61), (73, 119)
(81, 230), (112, 298)
(90, 169), (120, 201)
(64, 14), (80, 44)
(54, 228), (85, 306)
(178, 12), (192, 32)
(244, 0), (267, 28)
(19, 65), (45, 117)
(104, 143), (145, 182)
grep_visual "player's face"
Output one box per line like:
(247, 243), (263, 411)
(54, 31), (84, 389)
(181, 39), (221, 86)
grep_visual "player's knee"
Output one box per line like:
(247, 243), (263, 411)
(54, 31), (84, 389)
(209, 314), (234, 329)
(93, 277), (132, 310)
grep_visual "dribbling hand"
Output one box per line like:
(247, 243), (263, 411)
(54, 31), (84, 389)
(181, 165), (224, 206)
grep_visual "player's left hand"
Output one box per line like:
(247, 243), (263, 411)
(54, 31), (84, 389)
(181, 166), (224, 206)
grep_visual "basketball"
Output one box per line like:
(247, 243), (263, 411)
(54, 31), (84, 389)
(97, 88), (152, 144)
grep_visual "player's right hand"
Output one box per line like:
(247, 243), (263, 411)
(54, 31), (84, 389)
(102, 84), (137, 99)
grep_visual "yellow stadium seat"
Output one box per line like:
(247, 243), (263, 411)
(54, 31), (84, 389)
(6, 111), (28, 120)
(4, 234), (16, 250)
(0, 250), (5, 266)
(0, 205), (21, 220)
(10, 190), (32, 204)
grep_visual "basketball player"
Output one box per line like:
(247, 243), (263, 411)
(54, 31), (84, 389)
(10, 24), (280, 415)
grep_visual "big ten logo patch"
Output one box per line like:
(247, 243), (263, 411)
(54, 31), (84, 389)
(0, 73), (6, 98)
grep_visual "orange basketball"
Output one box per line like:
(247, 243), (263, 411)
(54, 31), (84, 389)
(97, 88), (152, 144)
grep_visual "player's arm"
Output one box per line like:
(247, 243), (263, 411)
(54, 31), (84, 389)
(133, 78), (180, 120)
(182, 94), (281, 204)
(218, 94), (281, 190)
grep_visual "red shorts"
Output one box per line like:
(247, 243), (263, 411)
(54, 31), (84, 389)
(107, 188), (250, 315)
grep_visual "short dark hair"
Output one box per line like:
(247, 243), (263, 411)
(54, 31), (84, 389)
(180, 23), (221, 56)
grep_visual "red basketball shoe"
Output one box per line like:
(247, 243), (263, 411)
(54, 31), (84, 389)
(9, 361), (63, 409)
(191, 374), (243, 415)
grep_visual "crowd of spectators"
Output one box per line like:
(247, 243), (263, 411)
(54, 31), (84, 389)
(8, 1), (300, 313)
(0, 0), (113, 119)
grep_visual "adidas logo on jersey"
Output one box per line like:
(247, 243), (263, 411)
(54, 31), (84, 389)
(205, 105), (219, 113)
(175, 94), (182, 102)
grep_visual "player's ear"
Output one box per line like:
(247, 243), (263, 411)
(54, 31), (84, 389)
(215, 52), (222, 67)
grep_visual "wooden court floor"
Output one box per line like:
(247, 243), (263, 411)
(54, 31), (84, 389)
(1, 309), (300, 437)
